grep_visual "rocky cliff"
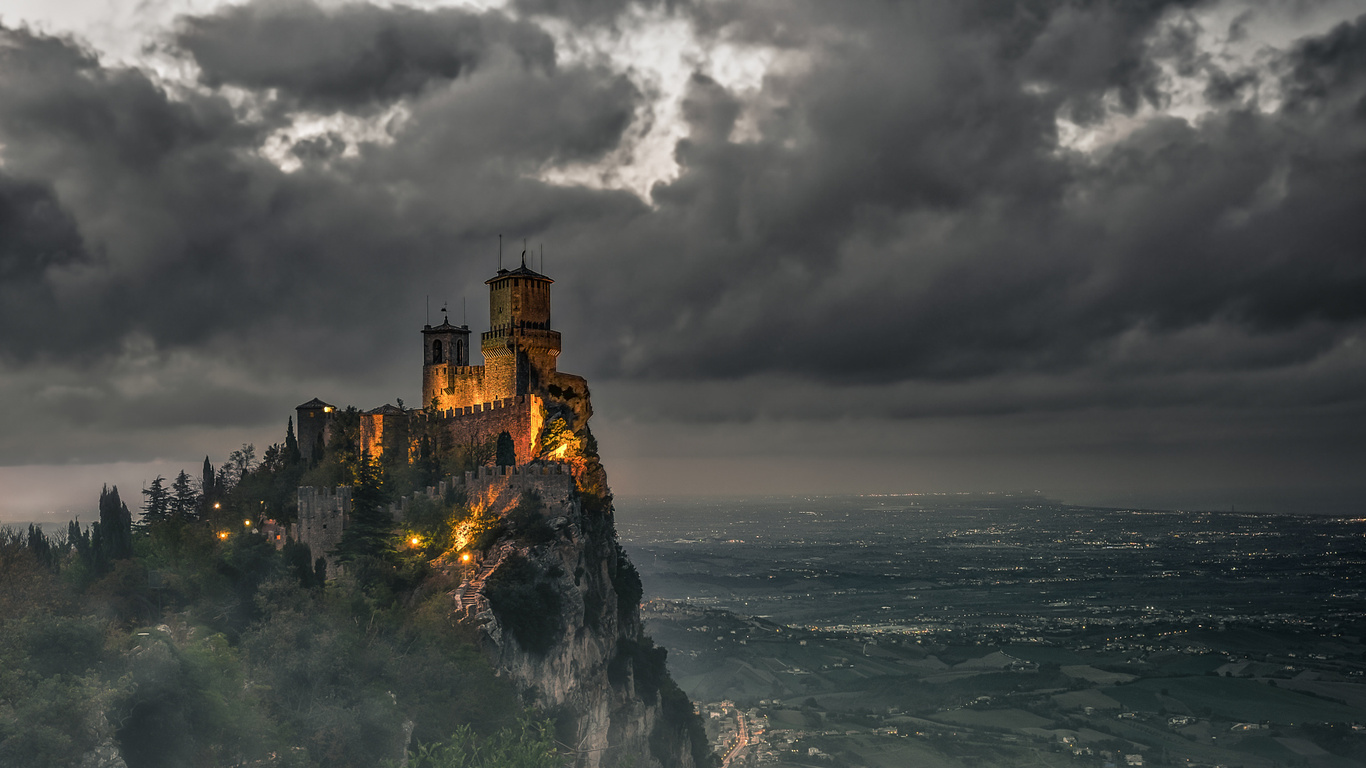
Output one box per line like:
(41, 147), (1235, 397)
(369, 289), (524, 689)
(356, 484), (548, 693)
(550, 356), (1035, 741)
(450, 410), (710, 768)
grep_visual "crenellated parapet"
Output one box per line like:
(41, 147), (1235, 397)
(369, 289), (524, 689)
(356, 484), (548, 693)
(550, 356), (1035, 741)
(425, 394), (546, 468)
(385, 477), (456, 520)
(293, 485), (352, 579)
(463, 461), (574, 516)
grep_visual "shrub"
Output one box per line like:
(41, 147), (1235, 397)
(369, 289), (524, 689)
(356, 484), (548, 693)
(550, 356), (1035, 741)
(483, 554), (562, 656)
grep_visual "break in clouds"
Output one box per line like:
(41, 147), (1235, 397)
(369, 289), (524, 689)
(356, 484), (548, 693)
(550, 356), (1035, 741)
(0, 0), (1363, 506)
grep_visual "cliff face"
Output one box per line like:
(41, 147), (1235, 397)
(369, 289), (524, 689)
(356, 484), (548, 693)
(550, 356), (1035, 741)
(454, 453), (705, 768)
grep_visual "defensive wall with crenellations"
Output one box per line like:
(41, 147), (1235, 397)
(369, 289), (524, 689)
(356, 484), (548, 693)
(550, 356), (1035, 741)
(293, 485), (353, 579)
(424, 394), (545, 467)
(294, 462), (574, 577)
(463, 462), (574, 516)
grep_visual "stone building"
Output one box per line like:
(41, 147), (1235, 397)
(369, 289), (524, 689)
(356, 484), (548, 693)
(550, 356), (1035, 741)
(293, 257), (594, 574)
(295, 255), (589, 468)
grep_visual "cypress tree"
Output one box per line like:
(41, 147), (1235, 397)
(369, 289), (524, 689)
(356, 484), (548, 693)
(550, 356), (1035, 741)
(94, 485), (133, 569)
(284, 416), (302, 466)
(201, 456), (217, 514)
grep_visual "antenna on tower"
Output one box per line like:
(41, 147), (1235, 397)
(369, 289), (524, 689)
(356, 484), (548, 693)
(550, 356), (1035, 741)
(426, 295), (430, 325)
(462, 297), (467, 326)
(498, 234), (503, 270)
(540, 243), (544, 273)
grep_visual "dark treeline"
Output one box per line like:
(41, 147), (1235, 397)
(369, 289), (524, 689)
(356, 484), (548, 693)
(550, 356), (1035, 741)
(0, 416), (561, 768)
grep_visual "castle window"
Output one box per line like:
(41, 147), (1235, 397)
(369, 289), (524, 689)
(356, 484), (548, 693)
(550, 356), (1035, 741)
(432, 340), (444, 364)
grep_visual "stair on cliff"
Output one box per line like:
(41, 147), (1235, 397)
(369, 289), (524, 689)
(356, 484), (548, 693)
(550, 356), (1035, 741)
(451, 542), (515, 621)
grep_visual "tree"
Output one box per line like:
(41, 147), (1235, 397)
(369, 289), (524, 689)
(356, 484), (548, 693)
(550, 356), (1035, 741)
(334, 458), (394, 572)
(201, 456), (217, 505)
(93, 485), (133, 570)
(284, 416), (302, 466)
(495, 431), (516, 467)
(220, 444), (257, 491)
(141, 476), (171, 527)
(170, 470), (199, 523)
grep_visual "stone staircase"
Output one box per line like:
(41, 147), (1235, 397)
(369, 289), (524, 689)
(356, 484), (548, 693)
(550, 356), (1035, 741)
(451, 543), (514, 622)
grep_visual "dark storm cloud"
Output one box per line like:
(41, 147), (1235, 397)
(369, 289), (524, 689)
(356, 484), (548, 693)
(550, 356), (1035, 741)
(0, 8), (640, 463)
(176, 0), (556, 112)
(547, 1), (1366, 402)
(1, 0), (1363, 506)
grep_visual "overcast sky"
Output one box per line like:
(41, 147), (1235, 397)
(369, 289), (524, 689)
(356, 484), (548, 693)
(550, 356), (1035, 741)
(1, 0), (1364, 519)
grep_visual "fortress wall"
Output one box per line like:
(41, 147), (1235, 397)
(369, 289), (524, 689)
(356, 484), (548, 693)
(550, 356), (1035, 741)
(425, 364), (489, 412)
(463, 462), (575, 517)
(360, 411), (410, 461)
(438, 394), (544, 466)
(294, 486), (352, 579)
(386, 477), (455, 520)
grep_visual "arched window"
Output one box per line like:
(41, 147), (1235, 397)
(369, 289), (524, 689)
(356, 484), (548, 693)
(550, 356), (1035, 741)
(456, 339), (465, 364)
(432, 340), (444, 364)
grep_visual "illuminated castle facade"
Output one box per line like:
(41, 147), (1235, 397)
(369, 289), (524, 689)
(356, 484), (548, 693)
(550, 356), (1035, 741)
(296, 257), (592, 470)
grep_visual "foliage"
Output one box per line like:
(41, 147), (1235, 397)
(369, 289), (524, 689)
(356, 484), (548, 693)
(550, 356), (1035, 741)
(506, 490), (555, 545)
(537, 416), (574, 460)
(0, 484), (525, 768)
(170, 469), (199, 523)
(610, 544), (643, 619)
(396, 718), (562, 768)
(484, 553), (563, 656)
(141, 476), (171, 527)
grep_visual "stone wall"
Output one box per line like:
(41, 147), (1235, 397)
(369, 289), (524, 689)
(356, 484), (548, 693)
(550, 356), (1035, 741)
(293, 486), (352, 579)
(360, 406), (410, 460)
(425, 363), (490, 412)
(431, 394), (545, 467)
(463, 462), (574, 516)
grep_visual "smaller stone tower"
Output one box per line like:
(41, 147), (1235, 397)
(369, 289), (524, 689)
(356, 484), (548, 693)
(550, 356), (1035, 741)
(422, 311), (472, 410)
(295, 397), (336, 464)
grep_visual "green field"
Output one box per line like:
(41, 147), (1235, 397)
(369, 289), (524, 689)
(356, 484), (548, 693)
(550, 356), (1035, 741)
(931, 707), (1055, 730)
(1103, 677), (1365, 723)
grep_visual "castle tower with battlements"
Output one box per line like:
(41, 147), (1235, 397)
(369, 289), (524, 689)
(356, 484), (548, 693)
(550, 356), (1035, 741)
(298, 256), (590, 470)
(422, 256), (568, 413)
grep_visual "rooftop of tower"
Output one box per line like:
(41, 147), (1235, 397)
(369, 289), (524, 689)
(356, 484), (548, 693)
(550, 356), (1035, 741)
(486, 262), (551, 284)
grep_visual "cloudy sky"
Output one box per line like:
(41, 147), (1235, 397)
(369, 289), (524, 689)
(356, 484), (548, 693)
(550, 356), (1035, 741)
(1, 0), (1363, 519)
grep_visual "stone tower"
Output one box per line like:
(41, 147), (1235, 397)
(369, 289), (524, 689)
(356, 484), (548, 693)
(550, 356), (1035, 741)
(481, 257), (561, 398)
(295, 397), (336, 464)
(421, 311), (471, 410)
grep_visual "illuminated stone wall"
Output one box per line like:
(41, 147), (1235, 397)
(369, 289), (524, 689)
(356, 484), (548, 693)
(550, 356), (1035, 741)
(463, 462), (574, 516)
(360, 405), (410, 460)
(431, 394), (545, 466)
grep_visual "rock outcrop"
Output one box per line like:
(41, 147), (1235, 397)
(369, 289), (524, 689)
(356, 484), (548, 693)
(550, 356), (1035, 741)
(453, 456), (707, 768)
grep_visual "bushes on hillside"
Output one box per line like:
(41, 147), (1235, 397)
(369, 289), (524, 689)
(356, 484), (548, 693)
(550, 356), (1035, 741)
(484, 553), (562, 656)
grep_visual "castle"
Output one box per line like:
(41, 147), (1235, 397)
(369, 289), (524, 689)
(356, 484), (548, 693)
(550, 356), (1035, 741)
(295, 256), (590, 470)
(293, 256), (593, 575)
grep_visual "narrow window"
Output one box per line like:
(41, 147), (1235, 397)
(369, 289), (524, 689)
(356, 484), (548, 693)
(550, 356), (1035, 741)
(432, 340), (444, 364)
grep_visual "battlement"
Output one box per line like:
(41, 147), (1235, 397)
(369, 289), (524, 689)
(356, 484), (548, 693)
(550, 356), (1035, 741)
(294, 485), (353, 579)
(426, 394), (535, 421)
(385, 477), (455, 519)
(426, 394), (544, 466)
(464, 461), (575, 515)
